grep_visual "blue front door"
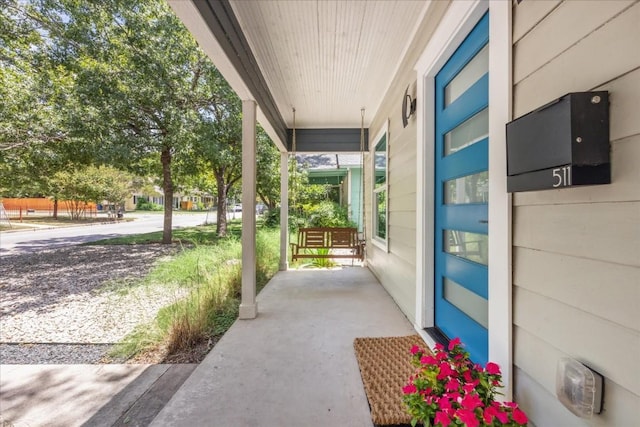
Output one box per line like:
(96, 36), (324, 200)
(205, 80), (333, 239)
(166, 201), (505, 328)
(434, 13), (489, 365)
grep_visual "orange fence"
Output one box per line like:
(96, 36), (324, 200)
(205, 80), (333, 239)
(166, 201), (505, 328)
(1, 198), (97, 219)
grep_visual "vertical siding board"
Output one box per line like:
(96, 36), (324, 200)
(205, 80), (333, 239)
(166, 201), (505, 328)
(513, 2), (640, 117)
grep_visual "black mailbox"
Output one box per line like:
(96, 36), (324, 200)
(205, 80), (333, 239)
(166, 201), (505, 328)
(506, 91), (610, 192)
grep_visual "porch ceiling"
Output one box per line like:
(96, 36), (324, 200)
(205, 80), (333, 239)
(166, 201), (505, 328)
(168, 0), (430, 149)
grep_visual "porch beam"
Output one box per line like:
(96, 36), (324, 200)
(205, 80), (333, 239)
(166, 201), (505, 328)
(286, 128), (369, 152)
(239, 99), (258, 319)
(279, 152), (289, 271)
(191, 0), (288, 148)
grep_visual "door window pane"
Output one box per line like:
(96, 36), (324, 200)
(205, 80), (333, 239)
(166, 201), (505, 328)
(444, 44), (488, 107)
(444, 229), (488, 265)
(444, 108), (488, 156)
(443, 277), (488, 328)
(444, 171), (488, 204)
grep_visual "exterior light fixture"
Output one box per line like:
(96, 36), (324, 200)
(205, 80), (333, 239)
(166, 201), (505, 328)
(556, 357), (604, 418)
(402, 85), (416, 128)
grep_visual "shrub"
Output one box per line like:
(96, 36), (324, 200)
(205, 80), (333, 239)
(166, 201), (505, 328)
(111, 226), (281, 360)
(304, 201), (354, 228)
(136, 197), (163, 211)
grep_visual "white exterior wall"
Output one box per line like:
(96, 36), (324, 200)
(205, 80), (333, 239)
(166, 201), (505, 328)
(511, 1), (640, 425)
(366, 0), (451, 324)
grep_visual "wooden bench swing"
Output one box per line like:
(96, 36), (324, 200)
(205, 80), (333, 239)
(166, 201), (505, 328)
(290, 227), (364, 261)
(288, 108), (367, 263)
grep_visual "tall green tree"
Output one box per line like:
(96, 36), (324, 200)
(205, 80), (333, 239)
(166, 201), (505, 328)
(195, 81), (242, 237)
(50, 165), (133, 219)
(0, 0), (79, 202)
(2, 0), (285, 239)
(256, 128), (281, 211)
(17, 0), (245, 243)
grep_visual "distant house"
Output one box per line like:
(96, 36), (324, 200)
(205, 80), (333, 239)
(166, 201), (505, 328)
(127, 186), (214, 211)
(298, 153), (364, 231)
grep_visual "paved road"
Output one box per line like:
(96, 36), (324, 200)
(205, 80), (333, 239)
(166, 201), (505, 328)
(0, 212), (217, 255)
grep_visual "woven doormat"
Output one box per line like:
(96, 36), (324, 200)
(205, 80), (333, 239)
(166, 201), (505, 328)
(353, 335), (427, 427)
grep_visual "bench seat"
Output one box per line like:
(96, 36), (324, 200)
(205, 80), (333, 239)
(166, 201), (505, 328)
(290, 227), (364, 261)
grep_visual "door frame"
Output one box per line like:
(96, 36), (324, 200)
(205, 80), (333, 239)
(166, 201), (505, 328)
(414, 0), (513, 399)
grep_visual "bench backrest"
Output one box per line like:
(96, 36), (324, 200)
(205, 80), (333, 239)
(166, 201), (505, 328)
(297, 227), (358, 248)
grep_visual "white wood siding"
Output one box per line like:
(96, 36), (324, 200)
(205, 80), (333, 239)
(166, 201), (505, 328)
(365, 0), (450, 324)
(512, 1), (640, 425)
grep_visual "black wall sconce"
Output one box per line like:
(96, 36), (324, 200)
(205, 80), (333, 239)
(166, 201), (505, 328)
(402, 85), (417, 128)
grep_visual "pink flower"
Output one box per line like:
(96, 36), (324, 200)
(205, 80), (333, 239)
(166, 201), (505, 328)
(437, 362), (456, 380)
(445, 378), (460, 392)
(448, 337), (461, 351)
(483, 406), (497, 424)
(443, 391), (461, 403)
(462, 384), (476, 394)
(461, 393), (483, 411)
(494, 406), (509, 424)
(456, 409), (480, 427)
(421, 355), (437, 365)
(434, 411), (452, 427)
(485, 362), (501, 375)
(513, 408), (529, 425)
(402, 384), (417, 394)
(403, 338), (528, 427)
(436, 351), (449, 361)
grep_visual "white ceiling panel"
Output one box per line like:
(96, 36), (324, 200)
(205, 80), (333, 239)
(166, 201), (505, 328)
(230, 0), (429, 129)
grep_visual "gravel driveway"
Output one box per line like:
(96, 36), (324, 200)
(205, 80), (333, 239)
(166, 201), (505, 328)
(0, 244), (185, 364)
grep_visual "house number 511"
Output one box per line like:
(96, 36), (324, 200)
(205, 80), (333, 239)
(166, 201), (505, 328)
(553, 165), (572, 187)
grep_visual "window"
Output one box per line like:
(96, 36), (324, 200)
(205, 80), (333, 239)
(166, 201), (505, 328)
(372, 124), (388, 249)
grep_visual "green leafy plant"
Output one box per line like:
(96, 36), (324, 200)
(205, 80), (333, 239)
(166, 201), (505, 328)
(303, 200), (354, 228)
(309, 248), (336, 268)
(135, 197), (163, 211)
(109, 224), (280, 361)
(403, 338), (528, 427)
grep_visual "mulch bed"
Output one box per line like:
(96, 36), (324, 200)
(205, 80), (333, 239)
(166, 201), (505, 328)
(353, 335), (428, 427)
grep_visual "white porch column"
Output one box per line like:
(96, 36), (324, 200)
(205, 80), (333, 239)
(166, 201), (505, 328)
(279, 151), (289, 271)
(239, 99), (257, 319)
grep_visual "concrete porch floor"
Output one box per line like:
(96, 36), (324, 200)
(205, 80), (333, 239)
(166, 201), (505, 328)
(151, 266), (415, 426)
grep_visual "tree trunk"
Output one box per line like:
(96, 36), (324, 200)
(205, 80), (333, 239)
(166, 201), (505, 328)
(53, 198), (58, 220)
(161, 148), (173, 244)
(215, 171), (227, 237)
